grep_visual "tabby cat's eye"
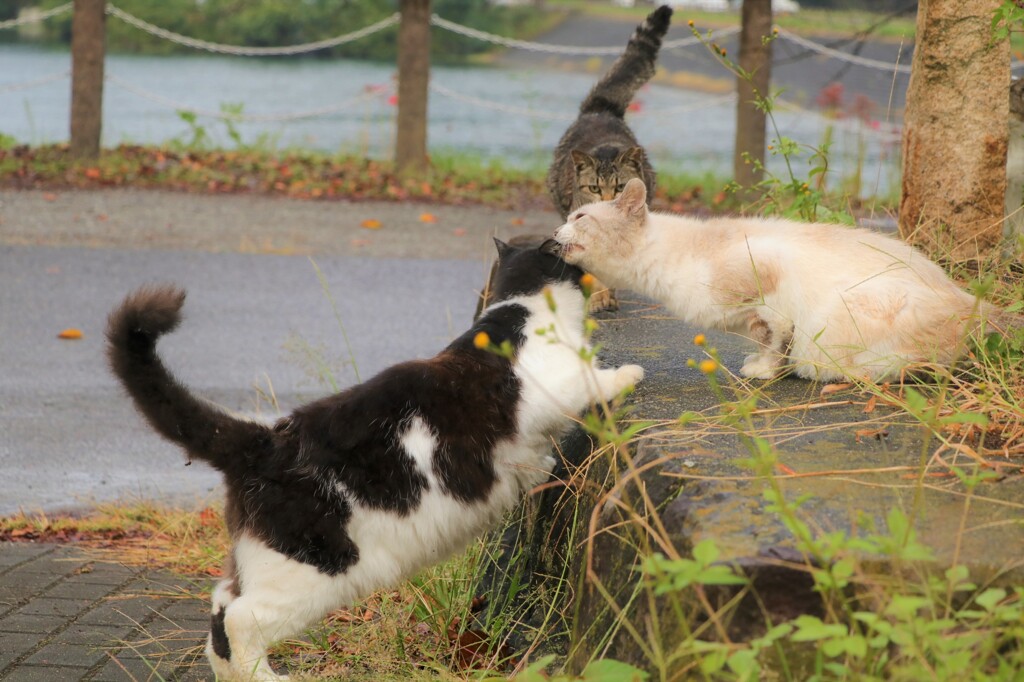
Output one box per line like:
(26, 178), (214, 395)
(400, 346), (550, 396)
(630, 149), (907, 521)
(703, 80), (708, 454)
(615, 184), (626, 193)
(588, 185), (601, 194)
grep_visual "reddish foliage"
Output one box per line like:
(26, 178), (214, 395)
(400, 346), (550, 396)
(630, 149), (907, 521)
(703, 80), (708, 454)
(0, 144), (709, 215)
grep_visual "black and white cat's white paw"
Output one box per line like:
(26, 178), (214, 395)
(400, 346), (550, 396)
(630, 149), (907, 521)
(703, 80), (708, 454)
(609, 364), (645, 397)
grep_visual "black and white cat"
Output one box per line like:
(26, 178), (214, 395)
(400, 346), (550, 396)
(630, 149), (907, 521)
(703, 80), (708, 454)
(106, 240), (644, 681)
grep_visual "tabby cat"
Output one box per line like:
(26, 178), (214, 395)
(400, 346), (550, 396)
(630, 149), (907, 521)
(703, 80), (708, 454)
(545, 4), (671, 219)
(106, 240), (643, 681)
(476, 5), (673, 316)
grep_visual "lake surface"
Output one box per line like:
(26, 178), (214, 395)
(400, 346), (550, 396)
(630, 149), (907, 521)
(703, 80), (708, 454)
(1, 44), (900, 193)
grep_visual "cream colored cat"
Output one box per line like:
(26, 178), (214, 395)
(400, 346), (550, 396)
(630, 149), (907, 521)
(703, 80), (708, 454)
(551, 178), (1003, 382)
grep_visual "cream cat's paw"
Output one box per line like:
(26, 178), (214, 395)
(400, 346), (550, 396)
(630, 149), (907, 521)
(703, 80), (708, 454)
(740, 354), (781, 380)
(588, 284), (619, 314)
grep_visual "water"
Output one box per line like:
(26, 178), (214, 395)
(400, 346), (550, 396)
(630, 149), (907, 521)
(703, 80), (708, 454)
(1, 44), (900, 194)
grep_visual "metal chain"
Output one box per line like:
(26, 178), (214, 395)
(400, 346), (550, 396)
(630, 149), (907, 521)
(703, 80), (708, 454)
(429, 82), (573, 121)
(106, 5), (400, 57)
(430, 14), (733, 55)
(0, 2), (72, 30)
(106, 74), (385, 122)
(776, 29), (912, 75)
(0, 70), (69, 93)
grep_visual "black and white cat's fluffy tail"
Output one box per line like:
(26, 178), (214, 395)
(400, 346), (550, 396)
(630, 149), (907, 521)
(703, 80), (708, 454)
(579, 5), (672, 118)
(106, 285), (270, 476)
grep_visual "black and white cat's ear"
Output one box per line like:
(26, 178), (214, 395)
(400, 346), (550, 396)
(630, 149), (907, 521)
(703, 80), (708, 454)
(615, 178), (648, 219)
(493, 237), (512, 258)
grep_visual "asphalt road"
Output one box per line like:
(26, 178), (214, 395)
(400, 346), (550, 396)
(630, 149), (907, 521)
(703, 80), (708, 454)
(0, 189), (561, 515)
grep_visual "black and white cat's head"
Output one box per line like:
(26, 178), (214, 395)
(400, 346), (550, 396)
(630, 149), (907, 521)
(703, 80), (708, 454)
(487, 238), (586, 305)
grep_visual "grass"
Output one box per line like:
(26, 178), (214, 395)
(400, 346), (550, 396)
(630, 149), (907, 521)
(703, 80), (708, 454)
(0, 142), (898, 219)
(0, 500), (230, 577)
(0, 142), (741, 214)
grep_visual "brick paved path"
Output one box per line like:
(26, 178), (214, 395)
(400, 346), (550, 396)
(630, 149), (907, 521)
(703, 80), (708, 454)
(0, 543), (212, 681)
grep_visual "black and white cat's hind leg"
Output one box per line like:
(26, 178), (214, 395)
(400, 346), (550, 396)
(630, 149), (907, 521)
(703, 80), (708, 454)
(205, 538), (347, 681)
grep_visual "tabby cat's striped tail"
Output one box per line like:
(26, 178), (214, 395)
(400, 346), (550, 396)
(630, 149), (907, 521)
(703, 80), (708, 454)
(579, 5), (673, 118)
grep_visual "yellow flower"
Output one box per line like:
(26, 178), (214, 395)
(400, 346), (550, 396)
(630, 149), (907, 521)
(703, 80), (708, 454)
(473, 331), (490, 349)
(693, 333), (706, 346)
(686, 358), (697, 368)
(699, 359), (718, 374)
(687, 19), (695, 27)
(579, 273), (596, 294)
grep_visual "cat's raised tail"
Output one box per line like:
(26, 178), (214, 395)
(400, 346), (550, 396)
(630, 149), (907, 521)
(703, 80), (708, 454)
(106, 285), (270, 476)
(579, 5), (672, 118)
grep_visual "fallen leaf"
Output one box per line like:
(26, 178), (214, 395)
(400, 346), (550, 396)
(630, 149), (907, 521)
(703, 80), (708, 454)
(854, 428), (888, 443)
(96, 213), (109, 222)
(58, 328), (83, 340)
(419, 212), (437, 223)
(84, 167), (101, 179)
(361, 219), (382, 230)
(510, 217), (524, 226)
(863, 395), (877, 414)
(452, 228), (466, 237)
(820, 382), (852, 397)
(198, 507), (219, 526)
(42, 192), (58, 201)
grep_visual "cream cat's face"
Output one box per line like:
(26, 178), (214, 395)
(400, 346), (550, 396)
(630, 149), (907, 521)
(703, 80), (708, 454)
(553, 177), (649, 279)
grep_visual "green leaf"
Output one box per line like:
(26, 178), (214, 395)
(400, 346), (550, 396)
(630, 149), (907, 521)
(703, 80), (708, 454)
(692, 539), (720, 565)
(580, 659), (649, 681)
(974, 587), (1007, 612)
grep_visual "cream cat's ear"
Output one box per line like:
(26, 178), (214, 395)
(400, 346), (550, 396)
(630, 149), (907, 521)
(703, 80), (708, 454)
(615, 178), (648, 219)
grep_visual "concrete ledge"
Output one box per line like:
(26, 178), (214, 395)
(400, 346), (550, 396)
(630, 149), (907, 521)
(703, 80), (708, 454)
(479, 294), (1024, 673)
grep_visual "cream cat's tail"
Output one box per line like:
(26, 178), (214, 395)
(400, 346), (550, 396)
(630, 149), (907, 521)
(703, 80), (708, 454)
(106, 285), (271, 476)
(579, 5), (672, 118)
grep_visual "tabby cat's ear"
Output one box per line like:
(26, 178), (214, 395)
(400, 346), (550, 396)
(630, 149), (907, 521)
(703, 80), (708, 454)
(570, 149), (594, 169)
(618, 146), (644, 167)
(615, 178), (648, 219)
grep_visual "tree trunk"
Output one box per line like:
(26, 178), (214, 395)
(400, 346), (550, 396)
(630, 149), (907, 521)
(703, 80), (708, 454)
(69, 0), (105, 160)
(395, 0), (430, 176)
(733, 0), (773, 194)
(899, 0), (1009, 263)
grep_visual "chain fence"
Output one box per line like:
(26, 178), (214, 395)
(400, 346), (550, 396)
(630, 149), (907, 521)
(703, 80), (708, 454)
(0, 2), (71, 31)
(0, 2), (919, 149)
(0, 1), (929, 74)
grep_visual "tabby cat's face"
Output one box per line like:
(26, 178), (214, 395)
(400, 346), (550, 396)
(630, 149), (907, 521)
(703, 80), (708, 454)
(571, 147), (645, 208)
